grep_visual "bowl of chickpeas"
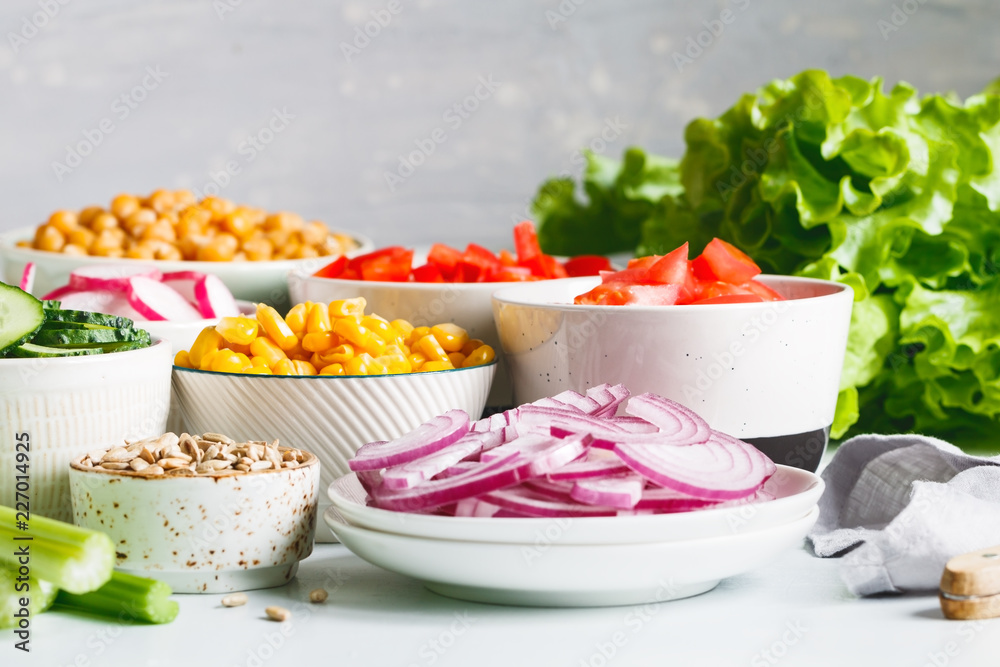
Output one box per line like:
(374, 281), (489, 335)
(0, 190), (373, 309)
(169, 297), (497, 541)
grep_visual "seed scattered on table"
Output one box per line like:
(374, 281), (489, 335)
(221, 593), (247, 607)
(309, 588), (328, 603)
(78, 432), (307, 477)
(265, 606), (290, 622)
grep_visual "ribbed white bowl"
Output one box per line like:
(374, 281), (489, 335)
(171, 363), (495, 541)
(0, 341), (172, 522)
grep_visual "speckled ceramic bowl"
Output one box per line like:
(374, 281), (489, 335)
(68, 446), (319, 593)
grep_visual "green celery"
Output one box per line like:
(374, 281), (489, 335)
(55, 571), (178, 624)
(0, 564), (58, 628)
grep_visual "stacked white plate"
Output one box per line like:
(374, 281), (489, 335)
(324, 465), (823, 607)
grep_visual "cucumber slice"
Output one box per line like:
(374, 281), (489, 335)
(38, 322), (146, 341)
(41, 300), (62, 310)
(39, 321), (117, 331)
(95, 339), (151, 353)
(44, 309), (138, 329)
(0, 282), (45, 356)
(6, 342), (103, 357)
(31, 328), (129, 347)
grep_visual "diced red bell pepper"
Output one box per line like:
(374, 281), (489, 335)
(313, 255), (348, 279)
(495, 265), (536, 281)
(456, 243), (502, 282)
(427, 243), (463, 280)
(563, 255), (613, 277)
(359, 249), (413, 282)
(699, 238), (762, 284)
(498, 248), (518, 267)
(513, 221), (542, 264)
(412, 263), (445, 283)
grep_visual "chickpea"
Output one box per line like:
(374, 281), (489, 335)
(77, 206), (104, 227)
(146, 188), (176, 214)
(142, 219), (177, 244)
(48, 210), (78, 234)
(125, 245), (156, 260)
(62, 243), (88, 256)
(91, 229), (123, 255)
(91, 212), (121, 232)
(35, 225), (65, 252)
(124, 208), (157, 232)
(221, 211), (253, 237)
(265, 212), (304, 233)
(173, 189), (196, 207)
(300, 220), (329, 246)
(197, 233), (238, 261)
(241, 237), (273, 261)
(68, 227), (96, 249)
(202, 196), (236, 221)
(293, 245), (319, 259)
(110, 194), (140, 220)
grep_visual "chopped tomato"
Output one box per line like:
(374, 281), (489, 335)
(574, 283), (630, 305)
(691, 294), (764, 305)
(563, 255), (613, 277)
(513, 220), (542, 264)
(645, 243), (689, 285)
(313, 255), (348, 279)
(745, 279), (784, 301)
(627, 255), (661, 270)
(700, 238), (761, 284)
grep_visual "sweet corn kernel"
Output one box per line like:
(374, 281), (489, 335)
(306, 302), (332, 333)
(414, 334), (449, 362)
(215, 316), (259, 346)
(329, 297), (366, 317)
(242, 366), (273, 375)
(173, 350), (192, 368)
(319, 363), (345, 375)
(344, 353), (387, 376)
(460, 338), (485, 356)
(390, 319), (414, 338)
(249, 336), (287, 367)
(250, 355), (271, 368)
(422, 360), (455, 372)
(377, 355), (412, 374)
(302, 331), (338, 353)
(463, 344), (496, 367)
(272, 359), (296, 375)
(406, 326), (431, 347)
(189, 327), (223, 367)
(408, 352), (427, 369)
(257, 304), (299, 350)
(317, 344), (354, 365)
(291, 360), (318, 376)
(430, 323), (469, 353)
(332, 317), (370, 348)
(285, 303), (310, 335)
(199, 349), (223, 371)
(447, 352), (466, 367)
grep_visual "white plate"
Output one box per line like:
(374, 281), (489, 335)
(326, 465), (823, 545)
(324, 505), (819, 607)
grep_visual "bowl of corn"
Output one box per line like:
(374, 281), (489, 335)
(170, 297), (497, 541)
(0, 190), (373, 309)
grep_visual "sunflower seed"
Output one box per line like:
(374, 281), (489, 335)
(160, 457), (192, 470)
(309, 588), (328, 603)
(265, 606), (290, 622)
(249, 460), (272, 471)
(129, 458), (150, 472)
(102, 447), (135, 463)
(203, 432), (235, 445)
(99, 462), (130, 470)
(221, 593), (247, 607)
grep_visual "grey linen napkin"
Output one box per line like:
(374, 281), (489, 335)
(807, 433), (1000, 596)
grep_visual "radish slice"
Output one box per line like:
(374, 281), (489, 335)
(570, 474), (645, 509)
(349, 410), (470, 471)
(624, 393), (711, 445)
(381, 430), (500, 490)
(69, 265), (163, 293)
(614, 432), (776, 501)
(55, 289), (146, 320)
(127, 277), (203, 322)
(161, 270), (204, 305)
(19, 263), (35, 293)
(41, 284), (78, 301)
(193, 274), (240, 318)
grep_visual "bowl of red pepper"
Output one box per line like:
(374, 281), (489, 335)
(287, 221), (611, 409)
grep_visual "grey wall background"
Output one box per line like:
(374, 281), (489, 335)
(2, 0), (998, 251)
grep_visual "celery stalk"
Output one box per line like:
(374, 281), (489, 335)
(0, 506), (114, 594)
(55, 571), (178, 624)
(0, 564), (58, 628)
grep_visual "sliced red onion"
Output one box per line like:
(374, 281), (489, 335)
(529, 396), (583, 411)
(570, 474), (645, 510)
(624, 393), (711, 445)
(615, 431), (775, 500)
(381, 430), (499, 490)
(454, 497), (502, 517)
(349, 409), (470, 471)
(522, 477), (576, 501)
(481, 486), (621, 518)
(471, 412), (506, 432)
(587, 383), (630, 417)
(356, 467), (384, 495)
(480, 433), (589, 476)
(372, 452), (530, 512)
(634, 486), (722, 512)
(604, 416), (659, 433)
(546, 457), (631, 480)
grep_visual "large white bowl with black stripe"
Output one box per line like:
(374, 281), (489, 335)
(171, 362), (496, 541)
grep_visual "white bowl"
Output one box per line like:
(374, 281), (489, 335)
(288, 272), (513, 407)
(0, 226), (374, 309)
(492, 275), (853, 472)
(324, 505), (819, 607)
(328, 464), (822, 544)
(69, 447), (319, 593)
(171, 363), (496, 541)
(0, 341), (172, 522)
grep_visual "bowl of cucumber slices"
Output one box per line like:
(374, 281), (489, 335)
(0, 281), (172, 522)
